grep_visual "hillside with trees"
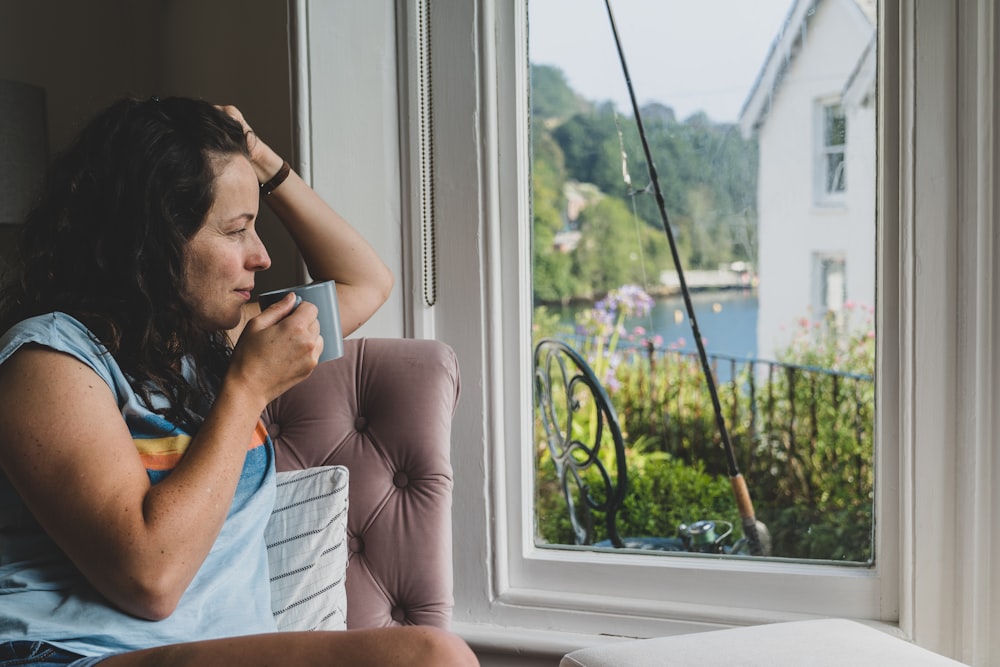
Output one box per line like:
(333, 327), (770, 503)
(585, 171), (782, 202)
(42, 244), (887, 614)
(530, 64), (759, 305)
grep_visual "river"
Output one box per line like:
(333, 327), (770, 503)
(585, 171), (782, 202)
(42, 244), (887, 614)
(555, 288), (759, 360)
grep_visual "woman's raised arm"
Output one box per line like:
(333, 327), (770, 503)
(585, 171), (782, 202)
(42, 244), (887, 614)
(222, 106), (394, 340)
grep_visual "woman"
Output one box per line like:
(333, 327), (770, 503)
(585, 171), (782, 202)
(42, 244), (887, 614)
(0, 97), (477, 667)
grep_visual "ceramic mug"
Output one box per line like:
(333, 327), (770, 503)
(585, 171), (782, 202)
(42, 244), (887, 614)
(258, 279), (344, 362)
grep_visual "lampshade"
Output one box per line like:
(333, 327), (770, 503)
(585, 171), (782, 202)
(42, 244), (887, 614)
(0, 80), (47, 225)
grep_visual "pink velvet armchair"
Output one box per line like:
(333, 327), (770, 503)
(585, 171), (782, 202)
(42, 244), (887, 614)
(262, 337), (461, 629)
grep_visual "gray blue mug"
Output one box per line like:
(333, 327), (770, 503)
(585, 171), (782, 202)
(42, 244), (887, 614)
(258, 280), (344, 363)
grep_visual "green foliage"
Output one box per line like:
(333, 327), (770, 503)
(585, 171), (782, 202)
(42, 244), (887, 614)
(570, 198), (669, 299)
(533, 301), (876, 562)
(530, 64), (591, 120)
(534, 440), (736, 547)
(753, 306), (876, 561)
(530, 66), (759, 304)
(532, 126), (576, 303)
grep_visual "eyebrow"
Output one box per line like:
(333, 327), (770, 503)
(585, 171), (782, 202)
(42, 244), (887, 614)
(220, 212), (256, 227)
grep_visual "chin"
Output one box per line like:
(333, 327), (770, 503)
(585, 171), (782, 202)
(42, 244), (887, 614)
(195, 310), (242, 333)
(218, 311), (243, 331)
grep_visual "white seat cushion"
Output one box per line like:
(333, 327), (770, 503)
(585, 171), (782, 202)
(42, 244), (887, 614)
(560, 619), (967, 667)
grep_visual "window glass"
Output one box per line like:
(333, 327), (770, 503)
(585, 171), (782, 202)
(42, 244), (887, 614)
(529, 0), (877, 564)
(822, 103), (847, 196)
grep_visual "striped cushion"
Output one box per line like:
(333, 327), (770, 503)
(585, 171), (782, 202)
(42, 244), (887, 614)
(265, 466), (350, 631)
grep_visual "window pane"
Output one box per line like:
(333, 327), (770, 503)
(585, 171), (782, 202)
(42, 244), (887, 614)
(529, 0), (877, 564)
(825, 104), (847, 147)
(827, 152), (846, 192)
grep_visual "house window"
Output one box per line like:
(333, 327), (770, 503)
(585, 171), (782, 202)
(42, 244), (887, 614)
(813, 254), (847, 315)
(818, 102), (847, 202)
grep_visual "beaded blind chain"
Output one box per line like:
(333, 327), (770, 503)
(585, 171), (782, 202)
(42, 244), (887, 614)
(418, 0), (437, 307)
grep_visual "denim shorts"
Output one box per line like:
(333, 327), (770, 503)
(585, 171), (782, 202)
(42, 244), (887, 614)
(0, 642), (113, 667)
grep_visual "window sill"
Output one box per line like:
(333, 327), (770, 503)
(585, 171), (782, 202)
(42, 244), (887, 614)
(810, 201), (849, 213)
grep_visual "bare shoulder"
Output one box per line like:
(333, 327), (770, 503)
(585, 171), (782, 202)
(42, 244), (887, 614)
(0, 344), (142, 512)
(0, 343), (115, 429)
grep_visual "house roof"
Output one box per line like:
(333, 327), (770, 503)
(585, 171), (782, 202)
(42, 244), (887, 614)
(737, 0), (876, 138)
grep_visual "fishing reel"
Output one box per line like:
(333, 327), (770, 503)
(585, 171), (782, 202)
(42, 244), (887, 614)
(677, 519), (733, 554)
(677, 519), (772, 555)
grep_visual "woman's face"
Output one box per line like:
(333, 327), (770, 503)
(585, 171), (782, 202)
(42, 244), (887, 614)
(182, 154), (270, 331)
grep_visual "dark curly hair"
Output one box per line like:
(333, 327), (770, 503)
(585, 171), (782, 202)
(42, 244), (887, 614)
(0, 96), (251, 428)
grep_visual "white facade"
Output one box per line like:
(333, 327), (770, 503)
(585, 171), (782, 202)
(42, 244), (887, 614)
(740, 0), (877, 362)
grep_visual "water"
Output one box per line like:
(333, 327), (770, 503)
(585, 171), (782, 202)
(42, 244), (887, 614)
(555, 288), (759, 361)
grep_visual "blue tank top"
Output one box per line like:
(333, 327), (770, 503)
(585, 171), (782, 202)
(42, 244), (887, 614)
(0, 313), (277, 657)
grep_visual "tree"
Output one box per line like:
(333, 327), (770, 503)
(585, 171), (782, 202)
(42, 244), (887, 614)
(530, 64), (759, 300)
(530, 64), (590, 120)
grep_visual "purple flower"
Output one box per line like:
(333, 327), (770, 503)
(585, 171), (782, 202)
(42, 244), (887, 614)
(611, 284), (654, 318)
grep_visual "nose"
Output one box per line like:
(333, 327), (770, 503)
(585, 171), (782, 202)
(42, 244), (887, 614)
(248, 231), (271, 272)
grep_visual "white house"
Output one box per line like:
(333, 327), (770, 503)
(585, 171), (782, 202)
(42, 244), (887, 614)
(739, 0), (877, 362)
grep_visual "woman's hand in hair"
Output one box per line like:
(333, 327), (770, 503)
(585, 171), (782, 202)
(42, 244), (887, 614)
(216, 104), (286, 187)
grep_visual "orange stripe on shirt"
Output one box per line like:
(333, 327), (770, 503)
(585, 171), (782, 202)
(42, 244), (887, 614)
(250, 419), (268, 449)
(133, 420), (268, 471)
(134, 435), (190, 471)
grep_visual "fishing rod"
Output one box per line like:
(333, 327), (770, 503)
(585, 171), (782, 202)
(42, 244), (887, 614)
(602, 0), (765, 556)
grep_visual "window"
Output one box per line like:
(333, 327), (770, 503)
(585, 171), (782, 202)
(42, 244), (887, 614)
(303, 0), (1000, 660)
(529, 0), (876, 567)
(819, 102), (847, 201)
(813, 254), (847, 316)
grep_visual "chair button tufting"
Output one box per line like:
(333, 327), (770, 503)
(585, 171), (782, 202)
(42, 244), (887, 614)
(354, 416), (368, 432)
(266, 423), (281, 439)
(391, 607), (406, 623)
(349, 536), (365, 554)
(393, 471), (409, 488)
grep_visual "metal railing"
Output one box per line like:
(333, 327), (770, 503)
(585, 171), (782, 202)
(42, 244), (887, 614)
(543, 334), (876, 561)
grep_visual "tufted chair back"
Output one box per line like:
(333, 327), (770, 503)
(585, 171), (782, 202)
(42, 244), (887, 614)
(263, 337), (460, 629)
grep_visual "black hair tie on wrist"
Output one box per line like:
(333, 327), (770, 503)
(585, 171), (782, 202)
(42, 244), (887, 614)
(260, 160), (291, 197)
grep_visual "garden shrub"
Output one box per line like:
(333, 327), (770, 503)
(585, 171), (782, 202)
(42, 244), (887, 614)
(532, 291), (875, 562)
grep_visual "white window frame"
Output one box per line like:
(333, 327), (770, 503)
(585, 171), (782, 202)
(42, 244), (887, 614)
(477, 0), (893, 632)
(300, 1), (1000, 663)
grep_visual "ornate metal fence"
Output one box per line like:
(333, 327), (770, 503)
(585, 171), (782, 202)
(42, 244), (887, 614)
(545, 335), (875, 561)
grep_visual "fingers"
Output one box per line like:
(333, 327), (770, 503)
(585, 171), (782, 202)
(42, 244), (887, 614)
(216, 104), (248, 131)
(253, 292), (298, 327)
(214, 103), (281, 182)
(214, 103), (257, 150)
(229, 298), (322, 403)
(256, 296), (321, 353)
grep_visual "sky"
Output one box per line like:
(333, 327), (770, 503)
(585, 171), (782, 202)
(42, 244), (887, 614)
(528, 0), (794, 123)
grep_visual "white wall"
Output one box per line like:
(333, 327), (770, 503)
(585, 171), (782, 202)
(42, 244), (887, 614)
(755, 0), (877, 361)
(297, 0), (406, 338)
